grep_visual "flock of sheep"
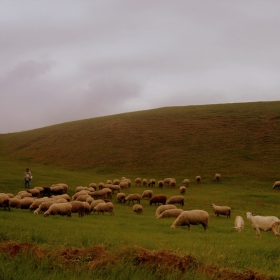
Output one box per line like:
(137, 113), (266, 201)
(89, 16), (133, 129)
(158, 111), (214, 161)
(0, 175), (280, 239)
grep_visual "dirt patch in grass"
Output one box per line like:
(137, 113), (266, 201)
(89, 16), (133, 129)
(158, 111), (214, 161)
(0, 242), (268, 280)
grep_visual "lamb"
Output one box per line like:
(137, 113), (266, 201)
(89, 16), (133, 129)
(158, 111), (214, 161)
(124, 193), (141, 205)
(155, 204), (177, 218)
(166, 195), (184, 206)
(135, 178), (142, 187)
(150, 195), (167, 206)
(70, 201), (85, 217)
(234, 216), (244, 232)
(0, 193), (10, 211)
(180, 186), (187, 194)
(94, 202), (114, 215)
(116, 193), (126, 203)
(141, 190), (153, 200)
(214, 173), (221, 182)
(272, 181), (280, 189)
(133, 204), (143, 214)
(182, 179), (190, 187)
(196, 176), (201, 184)
(157, 209), (184, 219)
(211, 204), (231, 218)
(245, 212), (280, 238)
(171, 210), (209, 230)
(43, 202), (72, 217)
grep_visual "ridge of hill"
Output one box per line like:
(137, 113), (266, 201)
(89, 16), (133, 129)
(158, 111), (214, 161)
(0, 101), (280, 180)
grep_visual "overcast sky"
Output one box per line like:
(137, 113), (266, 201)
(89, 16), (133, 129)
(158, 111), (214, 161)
(1, 1), (279, 133)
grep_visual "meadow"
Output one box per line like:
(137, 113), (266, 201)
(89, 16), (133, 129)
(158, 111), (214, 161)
(0, 101), (280, 279)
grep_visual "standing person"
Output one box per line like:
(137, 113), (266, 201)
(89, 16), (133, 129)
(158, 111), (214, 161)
(24, 168), (32, 188)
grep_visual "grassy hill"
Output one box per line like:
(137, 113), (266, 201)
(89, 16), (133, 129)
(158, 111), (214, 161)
(0, 101), (280, 183)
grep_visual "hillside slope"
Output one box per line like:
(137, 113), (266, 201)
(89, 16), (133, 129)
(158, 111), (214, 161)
(0, 101), (280, 180)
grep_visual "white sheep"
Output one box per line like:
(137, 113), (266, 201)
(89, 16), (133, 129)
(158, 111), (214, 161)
(214, 173), (221, 182)
(133, 204), (143, 214)
(142, 179), (148, 186)
(155, 205), (177, 218)
(169, 179), (176, 188)
(234, 216), (244, 232)
(94, 202), (114, 215)
(0, 193), (10, 211)
(272, 181), (280, 189)
(166, 195), (184, 206)
(141, 190), (153, 200)
(43, 202), (72, 217)
(211, 204), (231, 218)
(158, 180), (164, 189)
(148, 179), (156, 187)
(116, 193), (126, 203)
(70, 201), (85, 217)
(90, 199), (106, 214)
(182, 179), (190, 187)
(135, 178), (142, 187)
(124, 193), (141, 205)
(157, 209), (183, 219)
(179, 186), (186, 195)
(196, 176), (201, 184)
(34, 200), (55, 214)
(245, 212), (280, 238)
(171, 210), (209, 230)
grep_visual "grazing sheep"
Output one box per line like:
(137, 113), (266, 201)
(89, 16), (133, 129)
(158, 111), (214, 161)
(196, 176), (201, 184)
(50, 184), (64, 195)
(9, 197), (21, 209)
(113, 179), (120, 185)
(211, 204), (231, 218)
(0, 193), (10, 211)
(150, 195), (167, 206)
(124, 193), (141, 205)
(158, 180), (164, 189)
(88, 183), (97, 190)
(82, 202), (90, 215)
(116, 193), (126, 203)
(133, 204), (143, 214)
(245, 212), (280, 238)
(106, 180), (113, 184)
(272, 181), (280, 189)
(29, 198), (50, 211)
(94, 202), (114, 215)
(51, 194), (71, 202)
(135, 178), (142, 187)
(76, 195), (91, 202)
(148, 179), (156, 187)
(163, 178), (173, 186)
(157, 209), (184, 219)
(214, 173), (221, 182)
(90, 200), (106, 214)
(169, 179), (176, 188)
(180, 186), (187, 195)
(27, 188), (40, 197)
(43, 202), (72, 217)
(182, 179), (190, 187)
(234, 216), (244, 232)
(75, 186), (88, 193)
(166, 195), (184, 206)
(34, 201), (56, 214)
(98, 182), (105, 190)
(20, 197), (35, 209)
(155, 205), (177, 218)
(142, 179), (148, 187)
(120, 180), (129, 189)
(141, 190), (153, 200)
(72, 190), (91, 200)
(86, 196), (94, 204)
(70, 201), (85, 217)
(107, 184), (121, 194)
(17, 191), (32, 199)
(171, 210), (209, 230)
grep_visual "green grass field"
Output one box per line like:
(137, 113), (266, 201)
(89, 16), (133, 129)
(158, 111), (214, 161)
(0, 101), (280, 279)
